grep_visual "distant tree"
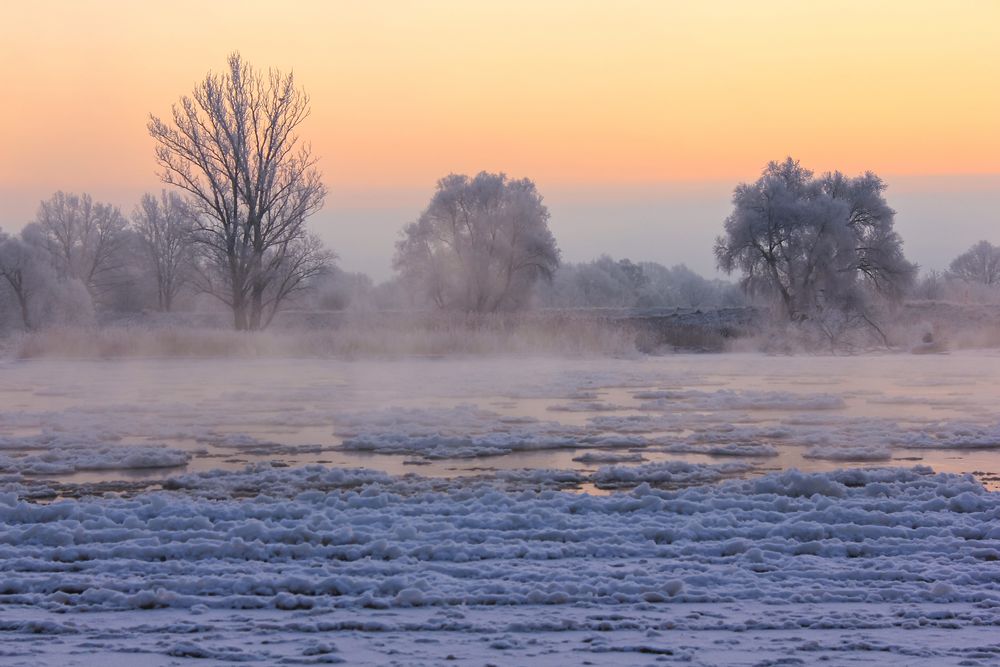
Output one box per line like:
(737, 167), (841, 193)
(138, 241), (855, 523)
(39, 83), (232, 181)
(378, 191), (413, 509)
(0, 231), (38, 330)
(258, 232), (335, 326)
(370, 275), (422, 311)
(132, 191), (195, 312)
(313, 267), (374, 311)
(0, 227), (94, 330)
(715, 158), (916, 325)
(29, 191), (129, 302)
(148, 52), (329, 330)
(548, 256), (639, 308)
(537, 256), (742, 310)
(394, 172), (560, 312)
(948, 240), (1000, 286)
(616, 259), (648, 292)
(668, 264), (717, 308)
(634, 262), (742, 309)
(910, 269), (946, 301)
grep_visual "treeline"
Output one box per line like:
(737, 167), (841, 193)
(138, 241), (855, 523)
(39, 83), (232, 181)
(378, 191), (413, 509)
(910, 241), (1000, 304)
(534, 258), (742, 310)
(0, 190), (331, 332)
(0, 191), (174, 331)
(305, 256), (744, 314)
(0, 184), (742, 333)
(3, 53), (999, 342)
(244, 241), (1000, 318)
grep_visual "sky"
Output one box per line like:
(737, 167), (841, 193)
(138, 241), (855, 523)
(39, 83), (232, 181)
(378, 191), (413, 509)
(1, 0), (998, 279)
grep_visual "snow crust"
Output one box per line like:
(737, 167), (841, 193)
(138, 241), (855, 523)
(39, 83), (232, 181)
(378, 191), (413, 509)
(1, 465), (996, 614)
(0, 433), (190, 475)
(591, 460), (753, 486)
(1, 464), (998, 663)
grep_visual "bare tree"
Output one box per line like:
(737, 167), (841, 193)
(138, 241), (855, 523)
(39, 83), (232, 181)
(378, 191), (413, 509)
(949, 240), (1000, 286)
(256, 232), (335, 328)
(910, 269), (946, 301)
(132, 191), (195, 311)
(0, 228), (94, 330)
(0, 231), (36, 330)
(148, 52), (329, 330)
(715, 158), (916, 326)
(394, 172), (560, 312)
(29, 192), (129, 302)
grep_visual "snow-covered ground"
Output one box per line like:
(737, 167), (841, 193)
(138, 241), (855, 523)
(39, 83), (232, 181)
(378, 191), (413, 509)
(1, 352), (999, 664)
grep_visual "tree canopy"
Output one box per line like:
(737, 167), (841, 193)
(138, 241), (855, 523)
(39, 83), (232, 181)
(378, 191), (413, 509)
(394, 172), (560, 312)
(949, 240), (1000, 287)
(148, 52), (330, 330)
(715, 158), (916, 322)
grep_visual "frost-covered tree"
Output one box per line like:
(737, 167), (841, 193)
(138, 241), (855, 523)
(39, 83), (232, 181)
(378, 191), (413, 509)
(616, 259), (648, 293)
(0, 231), (37, 329)
(910, 269), (947, 301)
(537, 256), (742, 309)
(948, 240), (1000, 287)
(540, 256), (643, 308)
(637, 263), (744, 309)
(311, 267), (375, 311)
(132, 191), (195, 312)
(0, 227), (94, 331)
(635, 263), (744, 308)
(575, 257), (641, 307)
(394, 172), (559, 312)
(664, 265), (719, 308)
(715, 158), (916, 323)
(29, 192), (129, 302)
(149, 52), (329, 330)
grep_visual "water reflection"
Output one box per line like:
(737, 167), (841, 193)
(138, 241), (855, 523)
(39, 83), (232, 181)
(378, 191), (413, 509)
(1, 352), (999, 491)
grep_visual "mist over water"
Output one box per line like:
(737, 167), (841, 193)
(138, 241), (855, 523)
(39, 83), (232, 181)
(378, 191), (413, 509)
(3, 350), (999, 494)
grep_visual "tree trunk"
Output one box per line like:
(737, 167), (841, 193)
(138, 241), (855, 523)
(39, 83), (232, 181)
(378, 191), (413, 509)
(232, 299), (248, 331)
(245, 241), (265, 330)
(2, 271), (32, 331)
(765, 259), (795, 320)
(15, 289), (32, 332)
(248, 283), (264, 331)
(228, 245), (246, 330)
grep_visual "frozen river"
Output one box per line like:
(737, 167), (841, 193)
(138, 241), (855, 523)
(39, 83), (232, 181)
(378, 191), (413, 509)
(1, 351), (999, 665)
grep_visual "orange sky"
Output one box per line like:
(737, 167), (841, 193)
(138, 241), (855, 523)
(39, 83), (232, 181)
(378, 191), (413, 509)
(1, 0), (998, 275)
(2, 0), (998, 189)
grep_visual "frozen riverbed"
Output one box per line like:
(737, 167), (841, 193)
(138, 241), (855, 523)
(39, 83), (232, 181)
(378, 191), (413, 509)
(1, 352), (999, 664)
(0, 466), (998, 665)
